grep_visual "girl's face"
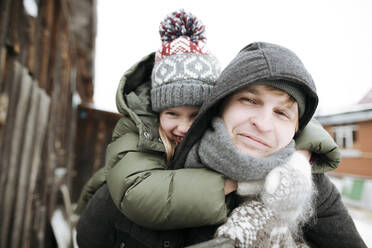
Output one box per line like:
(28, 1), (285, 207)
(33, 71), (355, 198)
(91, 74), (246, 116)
(159, 106), (200, 144)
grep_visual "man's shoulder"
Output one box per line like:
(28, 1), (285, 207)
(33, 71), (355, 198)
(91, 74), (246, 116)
(312, 173), (333, 194)
(90, 183), (111, 203)
(312, 173), (342, 211)
(312, 173), (332, 186)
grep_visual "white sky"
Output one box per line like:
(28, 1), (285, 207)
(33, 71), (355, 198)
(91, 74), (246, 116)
(94, 0), (372, 115)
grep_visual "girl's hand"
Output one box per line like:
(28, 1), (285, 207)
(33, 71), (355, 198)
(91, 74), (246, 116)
(224, 179), (237, 195)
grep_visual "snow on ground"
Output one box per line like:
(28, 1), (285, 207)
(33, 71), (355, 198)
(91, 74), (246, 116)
(347, 205), (372, 247)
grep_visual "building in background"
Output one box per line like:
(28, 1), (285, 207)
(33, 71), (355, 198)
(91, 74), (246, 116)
(316, 89), (372, 210)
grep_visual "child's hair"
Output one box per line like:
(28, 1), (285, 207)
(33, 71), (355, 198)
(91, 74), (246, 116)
(159, 126), (178, 164)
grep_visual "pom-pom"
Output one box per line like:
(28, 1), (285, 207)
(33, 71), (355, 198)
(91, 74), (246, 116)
(159, 9), (206, 43)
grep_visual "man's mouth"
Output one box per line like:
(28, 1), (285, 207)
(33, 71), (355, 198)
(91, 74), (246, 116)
(238, 133), (270, 148)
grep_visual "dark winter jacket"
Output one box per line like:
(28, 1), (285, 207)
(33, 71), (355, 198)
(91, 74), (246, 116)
(77, 174), (366, 248)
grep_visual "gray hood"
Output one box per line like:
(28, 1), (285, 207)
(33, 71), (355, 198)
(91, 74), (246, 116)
(171, 42), (318, 169)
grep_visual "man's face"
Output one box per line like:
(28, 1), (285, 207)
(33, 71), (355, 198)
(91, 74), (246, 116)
(221, 85), (298, 158)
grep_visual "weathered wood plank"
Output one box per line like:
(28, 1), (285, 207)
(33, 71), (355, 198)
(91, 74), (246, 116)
(0, 47), (8, 145)
(0, 47), (6, 90)
(39, 0), (55, 90)
(27, 16), (37, 77)
(92, 120), (106, 172)
(0, 0), (12, 47)
(0, 59), (21, 224)
(0, 65), (32, 248)
(11, 76), (39, 248)
(22, 88), (50, 248)
(66, 80), (78, 192)
(33, 202), (47, 248)
(0, 50), (11, 166)
(43, 18), (62, 220)
(5, 0), (21, 54)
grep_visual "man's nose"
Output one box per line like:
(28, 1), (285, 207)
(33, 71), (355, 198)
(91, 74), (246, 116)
(250, 111), (273, 132)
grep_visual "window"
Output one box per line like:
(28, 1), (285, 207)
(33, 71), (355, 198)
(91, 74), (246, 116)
(332, 124), (357, 149)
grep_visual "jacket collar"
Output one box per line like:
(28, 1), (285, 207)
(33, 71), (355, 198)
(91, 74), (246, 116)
(116, 52), (164, 153)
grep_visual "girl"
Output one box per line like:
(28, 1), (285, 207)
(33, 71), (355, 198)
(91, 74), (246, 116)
(75, 9), (226, 236)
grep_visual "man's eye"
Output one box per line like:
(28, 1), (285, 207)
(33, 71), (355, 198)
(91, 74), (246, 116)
(276, 110), (289, 118)
(166, 112), (177, 116)
(240, 97), (256, 104)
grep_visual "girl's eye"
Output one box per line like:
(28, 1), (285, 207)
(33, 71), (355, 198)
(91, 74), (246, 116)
(165, 112), (177, 116)
(190, 112), (199, 119)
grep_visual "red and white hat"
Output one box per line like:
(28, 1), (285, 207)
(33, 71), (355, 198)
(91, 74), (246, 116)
(151, 9), (221, 112)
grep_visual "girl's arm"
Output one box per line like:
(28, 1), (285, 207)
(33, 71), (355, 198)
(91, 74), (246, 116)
(105, 131), (228, 230)
(295, 119), (340, 173)
(106, 154), (228, 230)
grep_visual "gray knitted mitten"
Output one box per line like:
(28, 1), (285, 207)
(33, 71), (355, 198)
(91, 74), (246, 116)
(215, 152), (312, 247)
(261, 152), (313, 224)
(215, 200), (303, 248)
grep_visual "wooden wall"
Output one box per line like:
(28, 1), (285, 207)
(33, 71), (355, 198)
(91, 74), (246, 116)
(0, 0), (96, 247)
(72, 104), (121, 202)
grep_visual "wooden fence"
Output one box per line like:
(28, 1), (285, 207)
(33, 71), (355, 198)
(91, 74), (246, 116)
(0, 0), (96, 247)
(72, 104), (121, 203)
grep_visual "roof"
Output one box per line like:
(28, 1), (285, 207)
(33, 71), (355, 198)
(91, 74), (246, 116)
(316, 103), (372, 125)
(358, 88), (372, 104)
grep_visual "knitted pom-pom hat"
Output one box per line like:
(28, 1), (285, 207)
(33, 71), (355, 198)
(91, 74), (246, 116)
(151, 9), (221, 112)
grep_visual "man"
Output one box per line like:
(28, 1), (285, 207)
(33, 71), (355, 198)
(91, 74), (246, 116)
(171, 42), (367, 247)
(184, 83), (314, 246)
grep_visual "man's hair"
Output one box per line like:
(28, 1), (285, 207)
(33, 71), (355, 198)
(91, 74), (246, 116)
(262, 85), (296, 104)
(263, 85), (299, 131)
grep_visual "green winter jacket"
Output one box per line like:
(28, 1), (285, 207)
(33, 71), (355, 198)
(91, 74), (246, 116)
(76, 52), (340, 231)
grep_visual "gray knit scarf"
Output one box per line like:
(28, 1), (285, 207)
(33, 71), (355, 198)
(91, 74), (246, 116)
(185, 117), (295, 181)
